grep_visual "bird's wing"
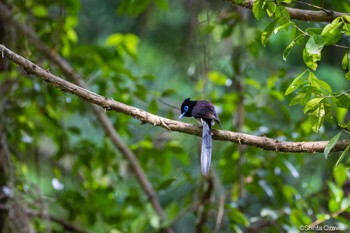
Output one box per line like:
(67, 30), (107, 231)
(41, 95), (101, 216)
(192, 101), (220, 122)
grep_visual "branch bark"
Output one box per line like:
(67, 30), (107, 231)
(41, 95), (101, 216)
(1, 44), (349, 154)
(231, 0), (350, 22)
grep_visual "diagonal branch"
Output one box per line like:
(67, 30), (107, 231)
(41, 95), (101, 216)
(1, 44), (350, 154)
(231, 0), (350, 22)
(0, 2), (169, 229)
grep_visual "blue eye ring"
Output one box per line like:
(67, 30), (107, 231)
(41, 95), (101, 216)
(184, 106), (189, 112)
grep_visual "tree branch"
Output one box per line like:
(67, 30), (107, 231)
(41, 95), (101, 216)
(231, 0), (350, 22)
(1, 44), (349, 153)
(0, 3), (170, 230)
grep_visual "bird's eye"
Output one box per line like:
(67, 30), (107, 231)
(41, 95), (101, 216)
(184, 106), (189, 112)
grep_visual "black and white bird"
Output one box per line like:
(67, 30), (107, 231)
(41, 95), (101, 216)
(179, 98), (222, 176)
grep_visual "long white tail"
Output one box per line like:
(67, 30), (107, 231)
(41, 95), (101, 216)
(201, 120), (212, 176)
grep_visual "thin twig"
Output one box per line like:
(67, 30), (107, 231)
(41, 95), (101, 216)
(294, 0), (332, 14)
(231, 0), (349, 22)
(308, 202), (350, 228)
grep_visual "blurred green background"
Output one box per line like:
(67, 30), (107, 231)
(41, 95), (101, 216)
(1, 0), (350, 232)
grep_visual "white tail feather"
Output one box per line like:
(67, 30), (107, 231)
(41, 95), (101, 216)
(201, 120), (212, 176)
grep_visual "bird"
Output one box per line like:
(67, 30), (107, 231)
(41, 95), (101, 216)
(179, 98), (222, 176)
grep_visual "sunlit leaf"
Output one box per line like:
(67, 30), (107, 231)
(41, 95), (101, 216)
(328, 182), (344, 203)
(308, 72), (332, 93)
(252, 0), (266, 19)
(285, 69), (308, 95)
(274, 22), (291, 34)
(333, 164), (348, 186)
(303, 48), (321, 70)
(336, 145), (350, 166)
(208, 71), (228, 85)
(346, 71), (350, 81)
(321, 17), (343, 45)
(341, 52), (349, 69)
(289, 92), (306, 106)
(283, 40), (295, 61)
(328, 199), (340, 213)
(324, 132), (342, 159)
(306, 35), (324, 54)
(266, 2), (276, 16)
(274, 5), (290, 20)
(32, 5), (48, 17)
(261, 18), (279, 46)
(308, 103), (325, 132)
(290, 209), (312, 225)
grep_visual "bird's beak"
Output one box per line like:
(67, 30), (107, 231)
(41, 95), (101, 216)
(179, 112), (186, 119)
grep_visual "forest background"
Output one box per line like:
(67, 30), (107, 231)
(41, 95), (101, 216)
(1, 0), (350, 232)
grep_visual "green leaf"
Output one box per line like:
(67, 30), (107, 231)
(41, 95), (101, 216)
(343, 15), (350, 24)
(328, 181), (344, 202)
(117, 0), (151, 15)
(105, 33), (139, 58)
(336, 145), (350, 166)
(304, 97), (324, 114)
(346, 71), (350, 81)
(308, 72), (332, 93)
(261, 18), (279, 46)
(317, 79), (332, 93)
(208, 71), (228, 85)
(274, 5), (290, 20)
(324, 132), (342, 159)
(252, 0), (265, 19)
(161, 89), (175, 97)
(106, 33), (124, 46)
(342, 52), (349, 69)
(157, 178), (176, 190)
(305, 35), (324, 55)
(148, 99), (158, 114)
(289, 92), (306, 106)
(333, 94), (350, 108)
(291, 27), (306, 45)
(154, 0), (169, 10)
(135, 84), (147, 100)
(328, 199), (340, 213)
(283, 40), (295, 61)
(321, 17), (343, 45)
(123, 34), (139, 57)
(274, 22), (291, 34)
(32, 5), (48, 17)
(266, 2), (276, 16)
(306, 28), (323, 36)
(333, 164), (348, 186)
(307, 102), (326, 132)
(228, 207), (249, 226)
(285, 70), (308, 95)
(303, 47), (321, 70)
(290, 209), (312, 225)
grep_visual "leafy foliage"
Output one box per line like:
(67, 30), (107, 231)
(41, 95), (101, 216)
(1, 0), (350, 233)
